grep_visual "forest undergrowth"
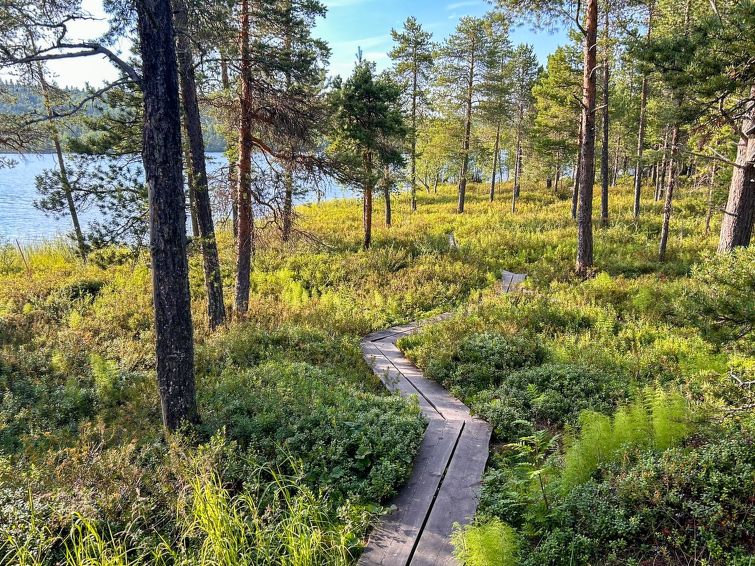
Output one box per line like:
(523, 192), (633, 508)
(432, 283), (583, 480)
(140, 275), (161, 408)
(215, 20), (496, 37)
(1, 179), (753, 564)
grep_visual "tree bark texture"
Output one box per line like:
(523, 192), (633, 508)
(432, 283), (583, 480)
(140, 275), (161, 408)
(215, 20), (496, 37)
(135, 0), (198, 431)
(235, 0), (254, 316)
(600, 4), (610, 226)
(458, 38), (475, 214)
(718, 85), (755, 251)
(659, 123), (680, 260)
(576, 0), (598, 276)
(175, 0), (226, 330)
(490, 120), (501, 202)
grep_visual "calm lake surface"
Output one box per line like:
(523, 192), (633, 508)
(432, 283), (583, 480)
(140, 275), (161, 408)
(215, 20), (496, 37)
(0, 153), (350, 244)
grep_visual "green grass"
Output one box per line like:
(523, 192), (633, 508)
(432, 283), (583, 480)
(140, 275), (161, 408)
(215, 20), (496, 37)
(1, 177), (751, 564)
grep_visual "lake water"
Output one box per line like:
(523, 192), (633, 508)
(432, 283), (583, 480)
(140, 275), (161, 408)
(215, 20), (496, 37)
(0, 153), (351, 244)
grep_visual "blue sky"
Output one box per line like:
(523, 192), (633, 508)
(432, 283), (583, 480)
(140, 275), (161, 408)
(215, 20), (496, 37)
(318, 0), (569, 78)
(41, 0), (569, 87)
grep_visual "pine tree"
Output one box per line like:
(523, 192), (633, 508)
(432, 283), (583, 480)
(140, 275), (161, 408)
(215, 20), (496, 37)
(508, 43), (539, 212)
(136, 0), (198, 431)
(174, 0), (226, 329)
(436, 15), (496, 213)
(531, 44), (581, 197)
(389, 16), (434, 212)
(478, 15), (513, 202)
(328, 61), (407, 249)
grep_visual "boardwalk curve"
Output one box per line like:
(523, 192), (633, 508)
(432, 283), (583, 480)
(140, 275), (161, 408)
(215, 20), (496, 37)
(359, 271), (526, 566)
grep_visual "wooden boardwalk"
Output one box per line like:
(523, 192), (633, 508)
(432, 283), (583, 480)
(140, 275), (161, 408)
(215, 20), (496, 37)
(359, 272), (526, 566)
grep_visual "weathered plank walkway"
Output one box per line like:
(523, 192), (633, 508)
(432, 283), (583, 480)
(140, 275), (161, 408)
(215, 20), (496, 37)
(358, 271), (526, 566)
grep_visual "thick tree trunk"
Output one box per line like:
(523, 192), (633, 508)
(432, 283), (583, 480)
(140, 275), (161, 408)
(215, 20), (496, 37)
(718, 85), (755, 252)
(705, 162), (717, 236)
(135, 0), (197, 431)
(600, 5), (610, 226)
(490, 120), (501, 202)
(458, 43), (475, 214)
(174, 0), (226, 330)
(576, 0), (598, 276)
(555, 152), (561, 192)
(281, 14), (296, 241)
(659, 123), (680, 260)
(235, 0), (254, 316)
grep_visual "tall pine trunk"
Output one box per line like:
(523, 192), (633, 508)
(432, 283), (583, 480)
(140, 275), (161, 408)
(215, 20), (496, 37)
(458, 42), (475, 214)
(235, 0), (254, 316)
(512, 102), (524, 213)
(633, 7), (652, 217)
(37, 66), (86, 258)
(572, 115), (583, 219)
(135, 0), (197, 431)
(611, 136), (621, 186)
(511, 132), (522, 213)
(600, 4), (610, 226)
(282, 168), (294, 241)
(383, 167), (392, 227)
(705, 162), (717, 236)
(410, 55), (418, 212)
(576, 0), (598, 276)
(658, 123), (679, 260)
(220, 57), (238, 240)
(490, 120), (501, 202)
(718, 85), (755, 251)
(174, 0), (226, 330)
(363, 152), (374, 249)
(281, 10), (295, 242)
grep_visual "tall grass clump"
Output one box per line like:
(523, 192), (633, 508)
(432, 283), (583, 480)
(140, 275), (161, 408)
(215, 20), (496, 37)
(182, 467), (362, 566)
(1, 463), (367, 566)
(451, 519), (519, 566)
(561, 388), (692, 490)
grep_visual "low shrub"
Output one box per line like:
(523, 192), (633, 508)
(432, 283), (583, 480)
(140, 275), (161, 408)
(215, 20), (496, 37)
(528, 426), (755, 565)
(419, 332), (545, 395)
(200, 360), (424, 502)
(470, 363), (627, 441)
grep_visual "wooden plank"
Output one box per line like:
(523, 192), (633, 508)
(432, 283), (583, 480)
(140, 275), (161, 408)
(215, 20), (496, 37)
(374, 341), (471, 422)
(410, 419), (492, 566)
(362, 343), (441, 418)
(358, 419), (463, 566)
